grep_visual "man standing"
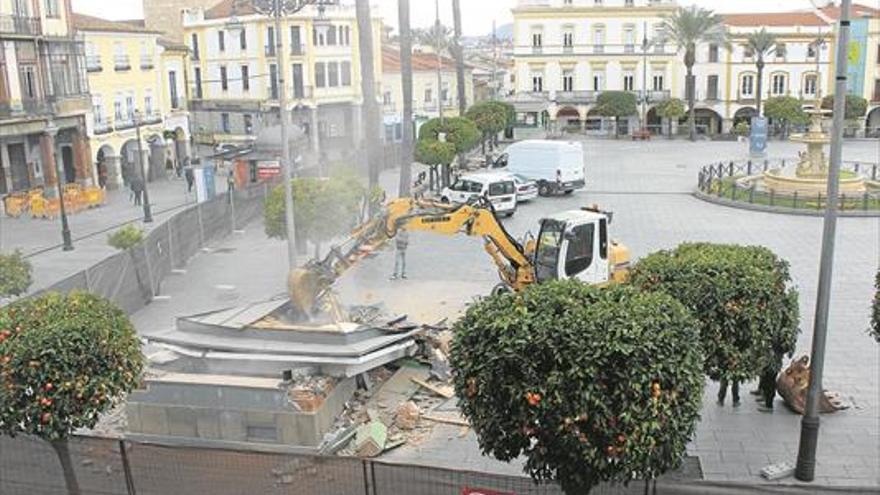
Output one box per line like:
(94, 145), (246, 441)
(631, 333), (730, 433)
(391, 230), (409, 280)
(131, 175), (144, 206)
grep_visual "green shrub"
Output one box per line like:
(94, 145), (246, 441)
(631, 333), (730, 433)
(417, 116), (481, 154)
(871, 270), (880, 343)
(107, 224), (144, 251)
(0, 251), (33, 298)
(450, 282), (704, 494)
(629, 243), (800, 384)
(415, 139), (457, 166)
(821, 94), (868, 120)
(733, 121), (750, 137)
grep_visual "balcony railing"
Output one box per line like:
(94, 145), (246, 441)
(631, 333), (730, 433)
(0, 15), (40, 36)
(0, 98), (53, 118)
(114, 54), (131, 71)
(140, 56), (154, 70)
(555, 90), (598, 103)
(516, 44), (675, 57)
(290, 85), (313, 100)
(290, 44), (305, 56)
(265, 45), (277, 57)
(93, 118), (112, 134)
(86, 55), (102, 72)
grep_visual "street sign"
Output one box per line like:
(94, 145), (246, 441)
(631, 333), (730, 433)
(749, 116), (768, 156)
(257, 160), (281, 180)
(461, 488), (515, 495)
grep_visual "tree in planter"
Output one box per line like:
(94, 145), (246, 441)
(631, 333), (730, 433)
(466, 102), (509, 156)
(629, 243), (800, 406)
(0, 251), (33, 300)
(654, 98), (686, 138)
(418, 116), (481, 186)
(594, 91), (637, 139)
(451, 282), (704, 494)
(0, 292), (144, 495)
(264, 174), (366, 257)
(870, 270), (880, 343)
(763, 96), (808, 139)
(821, 94), (868, 133)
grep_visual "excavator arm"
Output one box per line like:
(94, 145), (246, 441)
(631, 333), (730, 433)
(288, 197), (534, 315)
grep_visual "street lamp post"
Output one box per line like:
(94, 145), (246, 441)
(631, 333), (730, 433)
(44, 120), (73, 251)
(134, 110), (154, 223)
(233, 0), (338, 271)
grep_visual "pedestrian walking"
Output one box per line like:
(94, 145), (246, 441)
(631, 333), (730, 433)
(753, 337), (796, 412)
(131, 176), (144, 206)
(717, 378), (740, 407)
(185, 167), (195, 193)
(390, 230), (409, 280)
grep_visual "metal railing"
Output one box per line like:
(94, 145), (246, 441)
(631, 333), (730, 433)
(86, 55), (102, 72)
(93, 117), (112, 134)
(516, 43), (675, 57)
(291, 85), (313, 100)
(696, 158), (880, 213)
(114, 54), (131, 71)
(291, 43), (305, 55)
(265, 45), (276, 57)
(0, 15), (40, 35)
(140, 55), (154, 69)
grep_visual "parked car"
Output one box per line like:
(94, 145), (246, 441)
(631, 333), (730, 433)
(508, 174), (539, 202)
(440, 172), (517, 217)
(494, 140), (586, 196)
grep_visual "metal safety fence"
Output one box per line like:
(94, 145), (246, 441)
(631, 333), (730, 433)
(696, 159), (880, 214)
(34, 181), (275, 315)
(2, 434), (873, 495)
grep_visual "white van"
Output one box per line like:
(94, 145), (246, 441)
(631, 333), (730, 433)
(494, 140), (586, 196)
(440, 172), (517, 217)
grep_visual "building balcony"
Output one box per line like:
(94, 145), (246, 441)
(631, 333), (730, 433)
(290, 85), (314, 100)
(516, 44), (675, 57)
(140, 56), (154, 70)
(0, 15), (40, 36)
(291, 44), (305, 56)
(114, 54), (131, 71)
(636, 90), (670, 102)
(555, 90), (597, 103)
(93, 119), (112, 134)
(265, 45), (277, 57)
(86, 55), (102, 72)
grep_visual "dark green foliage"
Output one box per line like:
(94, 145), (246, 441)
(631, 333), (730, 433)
(264, 173), (366, 243)
(417, 116), (481, 154)
(107, 224), (144, 251)
(0, 292), (144, 440)
(630, 243), (800, 384)
(871, 271), (879, 343)
(821, 94), (868, 120)
(764, 97), (808, 134)
(594, 91), (638, 119)
(0, 251), (32, 298)
(415, 139), (457, 166)
(466, 101), (509, 136)
(450, 282), (704, 494)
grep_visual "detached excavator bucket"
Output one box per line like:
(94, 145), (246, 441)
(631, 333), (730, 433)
(288, 268), (323, 315)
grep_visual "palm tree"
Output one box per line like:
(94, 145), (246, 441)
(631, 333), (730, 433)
(415, 23), (454, 122)
(662, 6), (726, 141)
(356, 0), (379, 191)
(452, 0), (467, 116)
(398, 0), (414, 197)
(745, 28), (778, 117)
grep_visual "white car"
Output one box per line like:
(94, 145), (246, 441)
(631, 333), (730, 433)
(509, 174), (539, 202)
(440, 173), (517, 217)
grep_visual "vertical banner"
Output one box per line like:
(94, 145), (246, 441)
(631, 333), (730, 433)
(846, 18), (868, 97)
(194, 161), (216, 203)
(749, 116), (768, 156)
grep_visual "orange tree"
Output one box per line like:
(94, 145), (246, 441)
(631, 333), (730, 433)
(450, 282), (704, 494)
(0, 292), (144, 495)
(629, 243), (799, 385)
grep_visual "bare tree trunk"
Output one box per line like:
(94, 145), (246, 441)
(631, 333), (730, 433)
(356, 0), (380, 195)
(687, 68), (696, 141)
(452, 0), (466, 116)
(51, 439), (81, 495)
(398, 0), (414, 197)
(755, 60), (765, 117)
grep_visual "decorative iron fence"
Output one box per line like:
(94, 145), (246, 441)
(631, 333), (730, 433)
(696, 159), (880, 214)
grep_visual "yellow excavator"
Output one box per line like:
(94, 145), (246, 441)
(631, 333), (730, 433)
(288, 197), (630, 315)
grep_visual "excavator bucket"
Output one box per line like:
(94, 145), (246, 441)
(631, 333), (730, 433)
(288, 268), (324, 315)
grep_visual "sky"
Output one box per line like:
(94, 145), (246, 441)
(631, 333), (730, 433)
(71, 0), (852, 36)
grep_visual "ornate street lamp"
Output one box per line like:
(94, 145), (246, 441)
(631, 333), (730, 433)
(229, 0), (339, 272)
(44, 120), (73, 251)
(133, 110), (154, 223)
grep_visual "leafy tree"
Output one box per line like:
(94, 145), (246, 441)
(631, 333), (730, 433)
(764, 96), (808, 138)
(630, 243), (800, 387)
(662, 6), (726, 141)
(733, 121), (751, 137)
(451, 282), (704, 494)
(418, 116), (481, 154)
(653, 98), (686, 138)
(594, 91), (637, 139)
(107, 224), (144, 251)
(821, 94), (868, 120)
(415, 139), (456, 166)
(466, 102), (509, 154)
(871, 270), (880, 343)
(744, 28), (778, 116)
(0, 251), (32, 299)
(265, 174), (366, 255)
(0, 292), (144, 495)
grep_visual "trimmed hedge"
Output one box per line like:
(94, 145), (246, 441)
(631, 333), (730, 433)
(450, 281), (704, 494)
(0, 251), (32, 298)
(107, 224), (144, 251)
(630, 243), (800, 384)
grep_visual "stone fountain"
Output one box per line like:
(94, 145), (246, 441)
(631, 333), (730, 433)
(761, 105), (867, 194)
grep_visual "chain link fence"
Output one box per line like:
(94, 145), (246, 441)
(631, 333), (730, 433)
(33, 181), (275, 314)
(696, 159), (880, 216)
(2, 434), (874, 495)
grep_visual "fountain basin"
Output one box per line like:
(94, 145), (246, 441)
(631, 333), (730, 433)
(762, 169), (867, 195)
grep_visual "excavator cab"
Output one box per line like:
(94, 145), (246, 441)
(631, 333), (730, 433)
(534, 210), (612, 285)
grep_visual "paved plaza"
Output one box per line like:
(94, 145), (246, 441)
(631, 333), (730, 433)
(53, 137), (880, 487)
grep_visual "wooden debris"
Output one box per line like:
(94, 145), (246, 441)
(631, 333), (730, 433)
(423, 413), (469, 427)
(411, 377), (454, 399)
(354, 421), (387, 458)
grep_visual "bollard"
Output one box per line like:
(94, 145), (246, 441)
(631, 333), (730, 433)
(729, 162), (734, 176)
(747, 160), (752, 175)
(793, 191), (798, 209)
(764, 159), (769, 172)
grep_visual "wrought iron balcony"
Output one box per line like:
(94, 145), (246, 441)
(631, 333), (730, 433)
(86, 55), (102, 72)
(0, 15), (40, 36)
(114, 54), (131, 71)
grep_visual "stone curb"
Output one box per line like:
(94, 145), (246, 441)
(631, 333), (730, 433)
(692, 190), (880, 218)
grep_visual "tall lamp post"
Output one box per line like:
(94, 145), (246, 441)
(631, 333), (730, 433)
(133, 110), (154, 223)
(231, 0), (338, 271)
(44, 120), (73, 251)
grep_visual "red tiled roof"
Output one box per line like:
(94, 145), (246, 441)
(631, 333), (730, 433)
(723, 12), (827, 27)
(72, 13), (161, 34)
(382, 46), (456, 73)
(204, 0), (256, 20)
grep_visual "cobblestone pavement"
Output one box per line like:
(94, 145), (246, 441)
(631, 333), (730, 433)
(1, 175), (210, 293)
(130, 138), (879, 487)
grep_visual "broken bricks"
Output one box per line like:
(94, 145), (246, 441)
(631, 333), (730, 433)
(395, 401), (421, 430)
